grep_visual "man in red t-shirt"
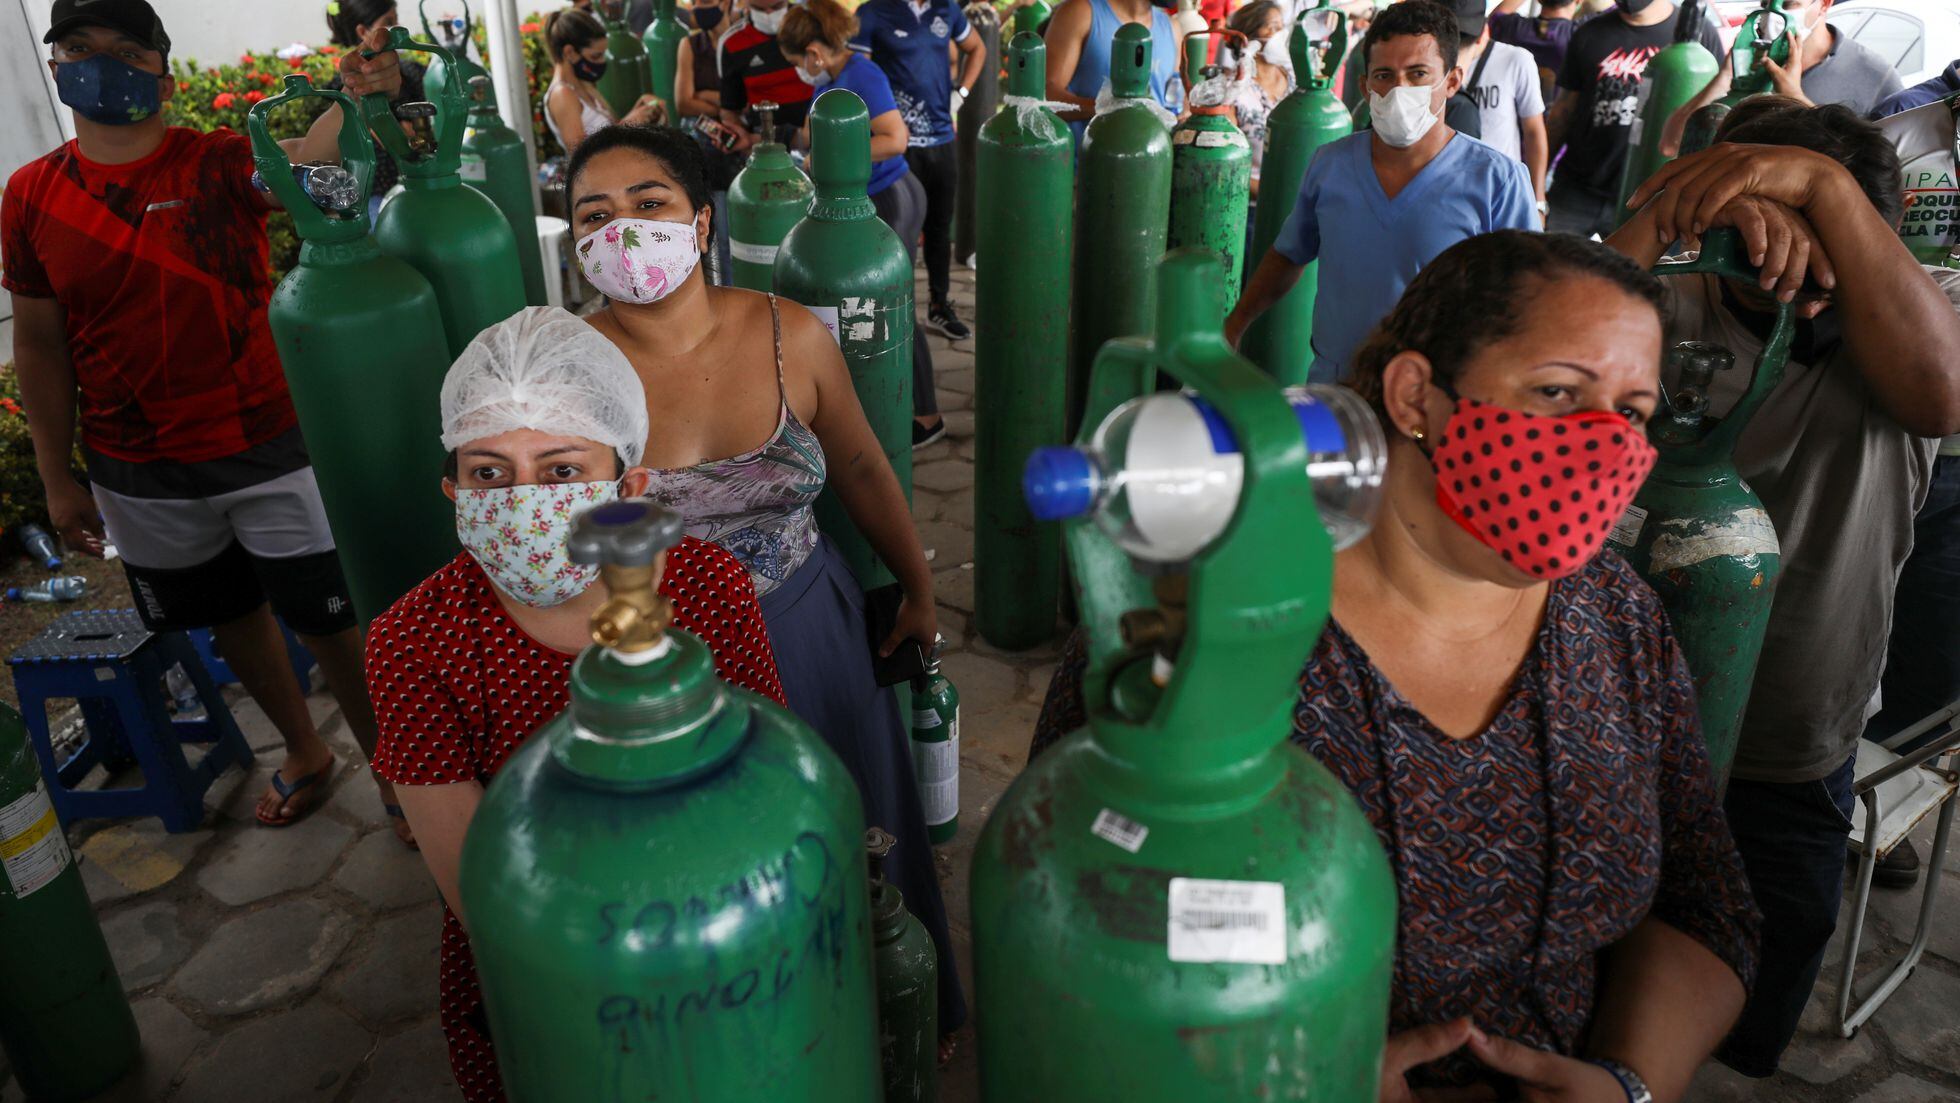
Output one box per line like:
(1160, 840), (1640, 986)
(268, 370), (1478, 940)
(716, 0), (815, 148)
(3, 0), (413, 836)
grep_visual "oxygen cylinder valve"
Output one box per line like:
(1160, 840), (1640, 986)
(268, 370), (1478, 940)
(865, 826), (898, 884)
(566, 501), (685, 656)
(1661, 340), (1735, 430)
(393, 101), (440, 160)
(755, 101), (780, 146)
(467, 74), (493, 107)
(251, 162), (363, 216)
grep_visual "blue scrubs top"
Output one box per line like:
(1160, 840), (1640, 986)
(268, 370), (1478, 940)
(1273, 131), (1537, 383)
(829, 54), (911, 196)
(854, 0), (972, 147)
(1065, 0), (1182, 144)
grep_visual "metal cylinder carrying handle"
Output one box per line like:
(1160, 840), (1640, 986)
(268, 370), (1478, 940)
(1290, 3), (1345, 88)
(418, 0), (474, 50)
(247, 75), (376, 240)
(359, 25), (471, 174)
(1183, 28), (1248, 93)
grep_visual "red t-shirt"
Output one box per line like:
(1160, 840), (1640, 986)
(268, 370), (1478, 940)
(0, 128), (296, 464)
(365, 539), (783, 1103)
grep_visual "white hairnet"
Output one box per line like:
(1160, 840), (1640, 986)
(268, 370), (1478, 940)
(439, 306), (649, 467)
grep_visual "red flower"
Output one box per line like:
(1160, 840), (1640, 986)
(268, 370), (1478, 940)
(240, 53), (254, 64)
(257, 72), (277, 85)
(520, 21), (542, 32)
(288, 56), (306, 69)
(245, 90), (267, 104)
(213, 92), (237, 109)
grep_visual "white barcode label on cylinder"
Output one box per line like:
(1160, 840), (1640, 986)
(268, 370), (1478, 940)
(0, 781), (70, 900)
(730, 240), (780, 264)
(1607, 504), (1648, 549)
(1166, 878), (1286, 964)
(913, 726), (959, 826)
(1091, 808), (1149, 853)
(458, 158), (488, 181)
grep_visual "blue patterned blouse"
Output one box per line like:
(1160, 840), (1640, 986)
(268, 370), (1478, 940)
(1030, 553), (1761, 1089)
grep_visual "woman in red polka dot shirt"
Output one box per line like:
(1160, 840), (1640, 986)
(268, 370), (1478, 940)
(365, 308), (783, 1100)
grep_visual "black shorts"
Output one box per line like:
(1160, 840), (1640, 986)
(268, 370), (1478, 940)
(120, 541), (354, 637)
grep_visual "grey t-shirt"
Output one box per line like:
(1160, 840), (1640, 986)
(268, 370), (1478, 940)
(1780, 24), (1904, 117)
(1660, 270), (1949, 784)
(1461, 40), (1545, 164)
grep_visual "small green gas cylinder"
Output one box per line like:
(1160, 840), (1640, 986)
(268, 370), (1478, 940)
(642, 0), (690, 118)
(1014, 1), (1048, 38)
(776, 89), (916, 590)
(1679, 0), (1790, 156)
(459, 75), (548, 307)
(250, 76), (459, 622)
(1071, 22), (1174, 435)
(1241, 4), (1350, 383)
(867, 827), (939, 1103)
(597, 0), (654, 118)
(0, 703), (140, 1102)
(363, 27), (526, 358)
(972, 250), (1396, 1101)
(910, 642), (959, 844)
(1168, 29), (1253, 305)
(1605, 231), (1792, 788)
(728, 102), (815, 291)
(1613, 0), (1717, 225)
(417, 0), (484, 137)
(974, 33), (1071, 650)
(953, 1), (1003, 268)
(460, 502), (881, 1102)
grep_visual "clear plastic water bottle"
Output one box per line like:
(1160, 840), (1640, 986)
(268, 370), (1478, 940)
(17, 523), (61, 571)
(1022, 385), (1386, 562)
(6, 576), (87, 603)
(164, 665), (203, 716)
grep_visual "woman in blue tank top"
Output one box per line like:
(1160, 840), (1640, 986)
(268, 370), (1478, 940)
(1043, 0), (1184, 140)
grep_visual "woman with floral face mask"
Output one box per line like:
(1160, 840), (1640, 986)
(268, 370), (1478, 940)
(364, 306), (784, 1102)
(564, 125), (967, 1047)
(1033, 232), (1761, 1102)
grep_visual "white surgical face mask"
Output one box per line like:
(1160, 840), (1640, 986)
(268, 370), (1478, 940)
(1369, 83), (1439, 148)
(1260, 33), (1289, 65)
(797, 59), (832, 87)
(750, 6), (785, 34)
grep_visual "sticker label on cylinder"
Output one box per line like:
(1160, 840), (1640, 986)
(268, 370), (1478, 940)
(1091, 808), (1149, 853)
(913, 721), (959, 826)
(730, 240), (780, 264)
(1167, 878), (1286, 964)
(839, 297), (880, 344)
(458, 157), (488, 182)
(1607, 504), (1648, 549)
(0, 781), (70, 900)
(809, 305), (840, 344)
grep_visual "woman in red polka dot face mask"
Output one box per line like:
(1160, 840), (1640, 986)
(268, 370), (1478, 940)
(1035, 230), (1760, 1103)
(363, 307), (786, 1101)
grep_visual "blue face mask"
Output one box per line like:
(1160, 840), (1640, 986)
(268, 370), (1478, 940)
(55, 53), (163, 126)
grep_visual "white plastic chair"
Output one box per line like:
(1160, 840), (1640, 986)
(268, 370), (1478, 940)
(1836, 700), (1960, 1037)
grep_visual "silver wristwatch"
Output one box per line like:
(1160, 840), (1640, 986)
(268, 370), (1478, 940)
(1590, 1058), (1653, 1103)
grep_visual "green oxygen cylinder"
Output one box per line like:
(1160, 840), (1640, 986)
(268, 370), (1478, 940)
(1604, 231), (1791, 790)
(975, 33), (1071, 650)
(250, 76), (459, 623)
(728, 102), (815, 291)
(1014, 1), (1051, 37)
(909, 641), (960, 843)
(363, 26), (526, 358)
(0, 702), (140, 1101)
(459, 75), (548, 307)
(953, 2), (1003, 268)
(417, 0), (483, 137)
(1241, 5), (1350, 383)
(972, 250), (1396, 1101)
(1070, 22), (1173, 436)
(460, 502), (881, 1102)
(597, 0), (653, 118)
(1679, 0), (1791, 156)
(642, 0), (689, 118)
(776, 89), (916, 589)
(1613, 0), (1717, 225)
(867, 826), (939, 1103)
(1168, 29), (1253, 306)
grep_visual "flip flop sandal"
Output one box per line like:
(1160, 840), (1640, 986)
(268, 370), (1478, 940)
(384, 803), (420, 850)
(256, 758), (336, 827)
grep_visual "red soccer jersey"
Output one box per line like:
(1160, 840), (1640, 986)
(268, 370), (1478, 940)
(365, 538), (783, 1102)
(1, 128), (296, 464)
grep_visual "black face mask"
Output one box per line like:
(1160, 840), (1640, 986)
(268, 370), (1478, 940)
(1619, 0), (1659, 14)
(692, 6), (724, 32)
(573, 56), (609, 82)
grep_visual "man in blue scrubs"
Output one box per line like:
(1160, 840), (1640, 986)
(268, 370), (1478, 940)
(1225, 0), (1536, 384)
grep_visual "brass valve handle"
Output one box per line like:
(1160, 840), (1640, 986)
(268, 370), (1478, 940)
(568, 501), (687, 653)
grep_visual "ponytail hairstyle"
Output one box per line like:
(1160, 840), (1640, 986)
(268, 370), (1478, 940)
(326, 0), (399, 48)
(779, 0), (859, 56)
(547, 8), (608, 63)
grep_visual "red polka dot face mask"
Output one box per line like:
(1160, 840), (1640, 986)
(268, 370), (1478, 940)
(1426, 397), (1657, 581)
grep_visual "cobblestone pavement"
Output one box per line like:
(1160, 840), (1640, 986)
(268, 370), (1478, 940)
(5, 266), (1958, 1101)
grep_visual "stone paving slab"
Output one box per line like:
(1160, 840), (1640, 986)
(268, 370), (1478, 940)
(325, 905), (443, 1030)
(1870, 957), (1960, 1070)
(195, 813), (354, 907)
(331, 828), (439, 912)
(173, 1003), (372, 1103)
(1849, 1074), (1960, 1103)
(355, 1020), (458, 1102)
(79, 818), (218, 906)
(170, 898), (354, 1017)
(101, 898), (196, 993)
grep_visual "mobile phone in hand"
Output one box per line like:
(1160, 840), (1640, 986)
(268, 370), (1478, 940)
(864, 583), (928, 687)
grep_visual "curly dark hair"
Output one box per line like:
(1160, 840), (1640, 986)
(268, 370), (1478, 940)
(1360, 0), (1459, 72)
(1347, 231), (1666, 422)
(1715, 99), (1907, 227)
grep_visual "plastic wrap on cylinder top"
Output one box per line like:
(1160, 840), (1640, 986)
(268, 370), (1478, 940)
(1092, 79), (1176, 128)
(1002, 94), (1075, 141)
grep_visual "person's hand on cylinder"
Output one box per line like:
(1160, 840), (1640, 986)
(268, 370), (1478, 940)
(340, 24), (405, 99)
(1626, 142), (1846, 248)
(1760, 30), (1808, 102)
(625, 93), (668, 126)
(1701, 194), (1836, 309)
(46, 477), (105, 559)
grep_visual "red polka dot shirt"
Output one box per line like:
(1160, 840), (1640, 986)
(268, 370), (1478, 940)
(365, 540), (783, 1101)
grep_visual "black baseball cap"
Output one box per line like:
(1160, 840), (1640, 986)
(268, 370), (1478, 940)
(43, 0), (172, 58)
(1452, 0), (1487, 39)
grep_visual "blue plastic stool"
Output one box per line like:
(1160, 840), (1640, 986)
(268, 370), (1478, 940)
(7, 609), (255, 833)
(187, 621), (316, 694)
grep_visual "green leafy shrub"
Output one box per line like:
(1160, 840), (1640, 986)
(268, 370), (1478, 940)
(0, 365), (83, 543)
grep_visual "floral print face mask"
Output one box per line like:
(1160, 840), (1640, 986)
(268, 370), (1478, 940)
(575, 218), (700, 305)
(456, 481), (620, 607)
